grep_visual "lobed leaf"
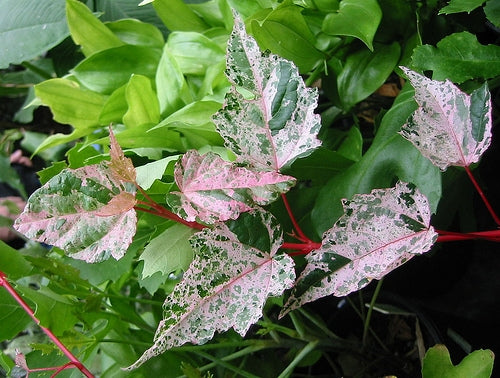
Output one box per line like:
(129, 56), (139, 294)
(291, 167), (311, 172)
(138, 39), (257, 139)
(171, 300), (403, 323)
(399, 67), (492, 170)
(282, 182), (437, 315)
(168, 150), (295, 223)
(213, 14), (322, 171)
(128, 210), (295, 369)
(14, 163), (136, 263)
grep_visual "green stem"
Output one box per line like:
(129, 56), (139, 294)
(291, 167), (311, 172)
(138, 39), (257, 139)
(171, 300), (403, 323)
(362, 279), (384, 347)
(277, 340), (319, 378)
(194, 346), (265, 378)
(297, 308), (341, 340)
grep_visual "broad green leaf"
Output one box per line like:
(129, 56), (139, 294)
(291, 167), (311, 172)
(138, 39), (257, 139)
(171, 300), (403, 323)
(140, 224), (195, 278)
(322, 0), (382, 51)
(156, 46), (193, 116)
(111, 124), (184, 151)
(35, 78), (107, 129)
(282, 182), (437, 315)
(154, 101), (222, 130)
(439, 0), (485, 14)
(484, 0), (500, 27)
(34, 129), (93, 156)
(153, 0), (209, 32)
(66, 0), (124, 57)
(0, 241), (32, 279)
(136, 155), (180, 190)
(167, 31), (226, 75)
(168, 150), (295, 223)
(106, 19), (164, 48)
(128, 210), (295, 369)
(337, 42), (401, 110)
(312, 84), (442, 235)
(214, 15), (322, 171)
(99, 84), (128, 125)
(400, 67), (492, 170)
(422, 345), (494, 378)
(0, 0), (68, 68)
(17, 285), (79, 336)
(411, 32), (500, 83)
(250, 3), (324, 72)
(123, 75), (160, 128)
(71, 45), (162, 94)
(0, 289), (31, 342)
(14, 163), (137, 263)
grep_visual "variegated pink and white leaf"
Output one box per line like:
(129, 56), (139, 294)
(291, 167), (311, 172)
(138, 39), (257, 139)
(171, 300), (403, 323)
(128, 210), (295, 369)
(400, 67), (492, 170)
(14, 163), (136, 263)
(281, 182), (437, 316)
(213, 14), (322, 171)
(167, 150), (295, 224)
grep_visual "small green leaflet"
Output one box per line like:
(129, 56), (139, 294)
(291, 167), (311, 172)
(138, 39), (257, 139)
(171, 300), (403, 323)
(167, 150), (295, 223)
(128, 210), (295, 369)
(400, 67), (492, 170)
(281, 182), (437, 316)
(14, 163), (136, 263)
(213, 14), (321, 171)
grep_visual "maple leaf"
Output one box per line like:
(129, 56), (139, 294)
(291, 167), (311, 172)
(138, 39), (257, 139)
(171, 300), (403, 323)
(213, 14), (322, 171)
(281, 182), (437, 316)
(400, 67), (492, 170)
(14, 163), (136, 263)
(128, 210), (295, 369)
(108, 126), (137, 182)
(167, 150), (295, 223)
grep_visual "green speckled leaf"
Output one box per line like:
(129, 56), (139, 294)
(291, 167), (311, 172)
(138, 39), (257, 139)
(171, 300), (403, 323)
(14, 162), (136, 263)
(213, 14), (321, 171)
(128, 210), (295, 369)
(282, 182), (437, 316)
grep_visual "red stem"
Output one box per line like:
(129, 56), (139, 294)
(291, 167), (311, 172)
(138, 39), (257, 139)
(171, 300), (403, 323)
(0, 271), (94, 377)
(281, 193), (311, 242)
(437, 229), (500, 242)
(464, 166), (500, 226)
(281, 241), (321, 254)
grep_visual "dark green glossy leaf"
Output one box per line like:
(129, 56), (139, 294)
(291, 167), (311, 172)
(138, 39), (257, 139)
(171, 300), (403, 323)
(484, 0), (500, 27)
(66, 0), (124, 57)
(250, 3), (324, 72)
(0, 0), (68, 68)
(106, 19), (164, 48)
(438, 0), (485, 14)
(312, 85), (442, 235)
(411, 32), (500, 83)
(469, 83), (490, 143)
(72, 45), (162, 94)
(322, 0), (382, 51)
(337, 42), (401, 110)
(0, 241), (32, 279)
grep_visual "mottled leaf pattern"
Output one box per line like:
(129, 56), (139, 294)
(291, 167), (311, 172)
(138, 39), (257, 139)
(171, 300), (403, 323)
(281, 182), (437, 315)
(168, 150), (295, 223)
(14, 163), (136, 263)
(400, 67), (492, 170)
(213, 15), (322, 171)
(128, 210), (295, 369)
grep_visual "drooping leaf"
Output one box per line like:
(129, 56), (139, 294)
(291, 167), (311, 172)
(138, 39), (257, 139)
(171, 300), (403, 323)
(0, 0), (68, 68)
(139, 223), (195, 278)
(213, 15), (322, 171)
(14, 163), (136, 263)
(411, 32), (500, 83)
(422, 345), (494, 378)
(400, 67), (492, 170)
(167, 150), (295, 223)
(108, 126), (137, 183)
(128, 210), (295, 369)
(282, 182), (437, 315)
(322, 0), (382, 51)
